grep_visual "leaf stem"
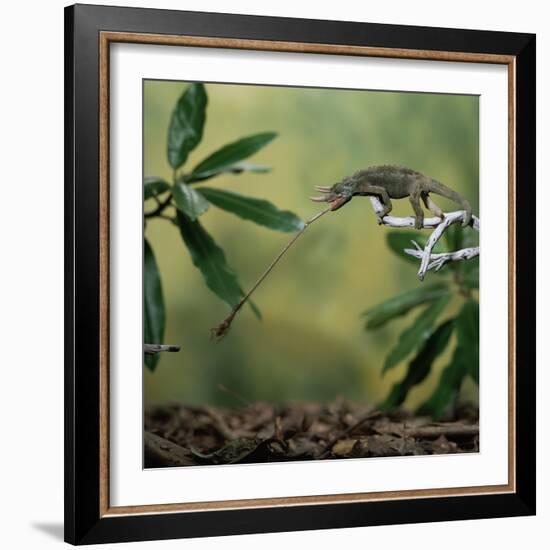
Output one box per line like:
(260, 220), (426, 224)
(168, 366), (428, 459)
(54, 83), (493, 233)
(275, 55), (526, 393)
(158, 213), (176, 223)
(212, 205), (333, 339)
(143, 168), (179, 219)
(145, 193), (173, 218)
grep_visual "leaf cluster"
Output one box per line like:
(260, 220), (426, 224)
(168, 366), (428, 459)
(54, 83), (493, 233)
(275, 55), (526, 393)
(144, 83), (303, 370)
(364, 225), (479, 419)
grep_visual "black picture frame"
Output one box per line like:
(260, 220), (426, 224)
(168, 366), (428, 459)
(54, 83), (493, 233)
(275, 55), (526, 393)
(65, 3), (536, 545)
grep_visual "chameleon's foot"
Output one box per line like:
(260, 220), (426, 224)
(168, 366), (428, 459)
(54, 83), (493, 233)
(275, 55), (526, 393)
(414, 217), (424, 230)
(376, 216), (384, 225)
(462, 212), (472, 227)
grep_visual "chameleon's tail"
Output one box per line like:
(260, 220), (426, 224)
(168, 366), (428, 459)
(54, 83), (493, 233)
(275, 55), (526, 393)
(427, 178), (472, 226)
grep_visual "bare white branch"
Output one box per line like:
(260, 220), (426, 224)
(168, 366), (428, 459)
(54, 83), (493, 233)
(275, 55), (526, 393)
(144, 344), (181, 355)
(404, 244), (479, 273)
(368, 196), (479, 280)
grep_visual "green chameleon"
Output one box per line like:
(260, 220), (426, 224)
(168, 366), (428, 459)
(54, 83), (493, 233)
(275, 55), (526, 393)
(311, 165), (472, 229)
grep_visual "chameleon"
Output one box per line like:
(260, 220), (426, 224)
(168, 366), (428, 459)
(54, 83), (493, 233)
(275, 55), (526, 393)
(311, 165), (472, 229)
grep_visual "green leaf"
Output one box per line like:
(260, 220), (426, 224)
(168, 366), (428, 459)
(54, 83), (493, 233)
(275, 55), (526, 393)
(445, 223), (470, 275)
(144, 176), (170, 200)
(176, 211), (243, 308)
(198, 188), (304, 233)
(380, 320), (454, 411)
(185, 163), (271, 184)
(144, 239), (165, 371)
(416, 352), (465, 420)
(444, 223), (464, 252)
(173, 181), (210, 220)
(417, 299), (479, 419)
(382, 295), (450, 373)
(462, 225), (479, 248)
(456, 299), (479, 383)
(167, 83), (207, 169)
(364, 283), (450, 330)
(463, 257), (479, 289)
(190, 132), (277, 181)
(387, 231), (446, 266)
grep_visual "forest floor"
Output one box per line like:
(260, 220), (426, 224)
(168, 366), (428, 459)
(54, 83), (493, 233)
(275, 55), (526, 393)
(144, 399), (479, 468)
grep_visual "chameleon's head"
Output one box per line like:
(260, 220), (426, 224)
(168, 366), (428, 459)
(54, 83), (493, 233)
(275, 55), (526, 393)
(310, 177), (355, 211)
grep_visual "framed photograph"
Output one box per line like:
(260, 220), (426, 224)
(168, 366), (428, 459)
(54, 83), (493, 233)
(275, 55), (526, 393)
(65, 4), (536, 545)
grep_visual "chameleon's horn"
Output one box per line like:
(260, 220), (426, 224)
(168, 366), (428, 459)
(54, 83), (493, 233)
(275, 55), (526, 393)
(310, 195), (329, 202)
(315, 186), (332, 193)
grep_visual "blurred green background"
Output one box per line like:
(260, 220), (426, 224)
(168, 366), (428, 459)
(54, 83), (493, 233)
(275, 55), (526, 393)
(143, 80), (479, 409)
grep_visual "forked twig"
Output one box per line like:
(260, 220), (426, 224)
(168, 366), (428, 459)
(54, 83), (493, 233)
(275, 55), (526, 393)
(369, 196), (479, 280)
(404, 241), (479, 273)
